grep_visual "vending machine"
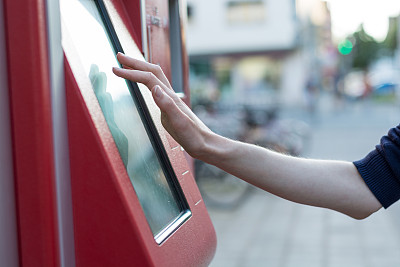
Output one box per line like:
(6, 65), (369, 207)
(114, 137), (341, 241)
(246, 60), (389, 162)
(1, 0), (216, 266)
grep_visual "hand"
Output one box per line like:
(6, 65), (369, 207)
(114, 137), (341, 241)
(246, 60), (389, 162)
(112, 53), (214, 160)
(113, 53), (382, 220)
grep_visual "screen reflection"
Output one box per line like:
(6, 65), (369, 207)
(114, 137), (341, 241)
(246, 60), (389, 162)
(61, 0), (185, 237)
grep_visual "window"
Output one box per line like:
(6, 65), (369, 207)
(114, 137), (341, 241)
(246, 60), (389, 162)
(226, 0), (266, 24)
(187, 3), (194, 22)
(60, 0), (190, 243)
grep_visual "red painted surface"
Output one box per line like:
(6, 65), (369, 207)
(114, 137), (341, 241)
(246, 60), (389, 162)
(3, 0), (60, 266)
(3, 0), (215, 265)
(65, 62), (153, 266)
(142, 0), (193, 168)
(65, 49), (216, 266)
(112, 0), (142, 50)
(144, 0), (173, 81)
(65, 0), (216, 266)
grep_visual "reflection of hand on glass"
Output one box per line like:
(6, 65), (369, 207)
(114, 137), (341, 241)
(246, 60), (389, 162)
(112, 53), (391, 220)
(90, 64), (129, 167)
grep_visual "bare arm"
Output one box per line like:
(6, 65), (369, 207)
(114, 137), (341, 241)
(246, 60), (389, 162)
(112, 53), (382, 219)
(201, 135), (381, 219)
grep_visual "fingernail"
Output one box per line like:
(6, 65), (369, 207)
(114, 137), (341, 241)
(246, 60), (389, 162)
(154, 86), (162, 98)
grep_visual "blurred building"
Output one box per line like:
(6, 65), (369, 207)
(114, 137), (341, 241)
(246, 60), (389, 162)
(187, 0), (298, 55)
(396, 15), (400, 69)
(186, 0), (335, 108)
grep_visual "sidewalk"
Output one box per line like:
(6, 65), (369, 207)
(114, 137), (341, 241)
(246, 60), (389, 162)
(209, 189), (400, 267)
(207, 98), (400, 267)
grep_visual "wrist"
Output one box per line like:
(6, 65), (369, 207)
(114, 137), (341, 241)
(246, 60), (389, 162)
(196, 131), (235, 166)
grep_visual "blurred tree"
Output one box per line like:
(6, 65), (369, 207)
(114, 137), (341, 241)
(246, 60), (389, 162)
(351, 26), (380, 70)
(382, 17), (398, 56)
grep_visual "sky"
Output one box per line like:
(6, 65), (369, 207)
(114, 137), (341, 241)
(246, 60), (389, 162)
(325, 0), (400, 41)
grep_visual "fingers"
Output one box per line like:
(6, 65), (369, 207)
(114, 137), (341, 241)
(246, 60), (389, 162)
(112, 66), (184, 108)
(151, 85), (207, 129)
(151, 85), (190, 126)
(112, 54), (202, 125)
(112, 67), (169, 93)
(116, 52), (172, 89)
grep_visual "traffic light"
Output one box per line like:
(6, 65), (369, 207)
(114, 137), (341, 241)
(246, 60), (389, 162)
(338, 39), (353, 55)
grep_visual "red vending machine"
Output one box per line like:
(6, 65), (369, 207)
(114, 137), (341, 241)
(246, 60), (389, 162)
(2, 0), (216, 266)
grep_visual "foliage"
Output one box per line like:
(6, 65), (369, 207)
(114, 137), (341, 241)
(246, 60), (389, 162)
(351, 26), (380, 70)
(382, 17), (398, 55)
(342, 19), (399, 70)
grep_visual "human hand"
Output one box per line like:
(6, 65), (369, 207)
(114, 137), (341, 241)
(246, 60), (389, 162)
(112, 53), (214, 160)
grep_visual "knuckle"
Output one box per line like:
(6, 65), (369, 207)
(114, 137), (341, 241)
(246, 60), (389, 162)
(163, 98), (175, 109)
(170, 93), (181, 102)
(150, 72), (157, 81)
(153, 64), (163, 75)
(162, 98), (178, 113)
(145, 71), (156, 83)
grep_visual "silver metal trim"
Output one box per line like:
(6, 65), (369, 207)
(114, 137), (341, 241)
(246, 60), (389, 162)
(140, 0), (149, 61)
(0, 0), (19, 266)
(168, 0), (185, 95)
(154, 210), (192, 244)
(147, 25), (153, 62)
(46, 0), (76, 266)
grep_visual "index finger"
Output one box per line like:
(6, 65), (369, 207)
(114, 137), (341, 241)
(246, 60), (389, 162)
(116, 53), (173, 90)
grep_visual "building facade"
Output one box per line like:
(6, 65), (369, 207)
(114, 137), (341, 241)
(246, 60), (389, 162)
(186, 0), (334, 108)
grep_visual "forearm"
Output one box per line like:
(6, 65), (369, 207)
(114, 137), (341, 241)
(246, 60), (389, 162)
(200, 133), (382, 219)
(112, 54), (382, 219)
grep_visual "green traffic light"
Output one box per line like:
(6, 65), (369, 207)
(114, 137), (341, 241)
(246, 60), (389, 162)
(338, 39), (353, 55)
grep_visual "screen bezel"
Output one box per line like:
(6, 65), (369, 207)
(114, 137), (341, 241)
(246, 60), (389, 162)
(89, 0), (191, 244)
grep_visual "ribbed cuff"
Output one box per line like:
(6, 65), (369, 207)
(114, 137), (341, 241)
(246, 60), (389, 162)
(354, 149), (400, 209)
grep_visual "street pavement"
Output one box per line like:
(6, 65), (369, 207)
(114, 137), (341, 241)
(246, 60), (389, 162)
(206, 95), (400, 267)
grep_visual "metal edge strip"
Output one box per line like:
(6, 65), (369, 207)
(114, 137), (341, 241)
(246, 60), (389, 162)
(0, 0), (19, 265)
(154, 210), (192, 244)
(45, 0), (76, 266)
(140, 0), (149, 61)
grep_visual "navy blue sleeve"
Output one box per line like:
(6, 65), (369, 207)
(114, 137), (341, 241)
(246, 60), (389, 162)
(353, 124), (400, 208)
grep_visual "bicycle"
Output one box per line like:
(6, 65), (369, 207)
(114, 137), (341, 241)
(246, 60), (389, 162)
(193, 102), (311, 210)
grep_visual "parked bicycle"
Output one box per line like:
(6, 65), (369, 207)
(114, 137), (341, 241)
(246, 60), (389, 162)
(193, 101), (311, 210)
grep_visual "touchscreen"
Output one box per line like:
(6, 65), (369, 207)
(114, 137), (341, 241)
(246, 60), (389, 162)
(60, 0), (187, 239)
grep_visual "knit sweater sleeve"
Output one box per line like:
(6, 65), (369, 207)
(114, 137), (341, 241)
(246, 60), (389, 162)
(353, 124), (400, 208)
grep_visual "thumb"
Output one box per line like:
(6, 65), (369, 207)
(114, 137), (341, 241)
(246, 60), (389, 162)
(151, 85), (182, 119)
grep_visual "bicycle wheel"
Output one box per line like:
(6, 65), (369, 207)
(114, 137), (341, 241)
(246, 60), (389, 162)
(195, 162), (253, 209)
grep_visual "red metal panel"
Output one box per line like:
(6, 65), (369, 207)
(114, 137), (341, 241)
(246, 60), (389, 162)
(3, 0), (60, 266)
(65, 1), (216, 266)
(142, 0), (193, 167)
(65, 61), (153, 267)
(65, 52), (216, 266)
(111, 0), (142, 50)
(177, 0), (193, 167)
(144, 0), (173, 81)
(143, 0), (190, 105)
